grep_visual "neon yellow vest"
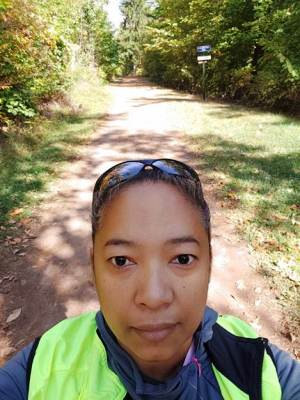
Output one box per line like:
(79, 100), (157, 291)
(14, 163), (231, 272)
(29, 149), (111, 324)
(28, 312), (282, 400)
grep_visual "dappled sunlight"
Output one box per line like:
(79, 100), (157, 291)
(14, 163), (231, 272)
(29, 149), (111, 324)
(65, 299), (99, 318)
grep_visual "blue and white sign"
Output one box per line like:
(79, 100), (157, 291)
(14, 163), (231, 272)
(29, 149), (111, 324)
(197, 45), (212, 54)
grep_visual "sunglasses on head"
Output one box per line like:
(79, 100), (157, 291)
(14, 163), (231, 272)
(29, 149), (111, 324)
(93, 159), (201, 194)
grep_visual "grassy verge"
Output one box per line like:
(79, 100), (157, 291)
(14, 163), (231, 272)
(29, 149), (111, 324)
(170, 99), (300, 337)
(0, 66), (110, 235)
(189, 103), (299, 273)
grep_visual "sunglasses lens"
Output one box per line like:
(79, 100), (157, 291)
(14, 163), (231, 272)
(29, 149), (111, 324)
(153, 160), (197, 180)
(98, 162), (144, 191)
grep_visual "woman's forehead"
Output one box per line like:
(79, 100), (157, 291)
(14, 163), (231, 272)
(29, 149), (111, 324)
(96, 182), (206, 243)
(104, 181), (197, 217)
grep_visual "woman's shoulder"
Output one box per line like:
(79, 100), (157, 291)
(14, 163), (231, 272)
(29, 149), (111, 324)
(0, 341), (34, 400)
(269, 343), (300, 399)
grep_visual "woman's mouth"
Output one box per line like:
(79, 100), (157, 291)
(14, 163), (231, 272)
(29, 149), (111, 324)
(132, 323), (178, 342)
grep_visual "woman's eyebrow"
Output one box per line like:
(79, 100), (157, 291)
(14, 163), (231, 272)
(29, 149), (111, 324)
(166, 236), (200, 246)
(104, 236), (200, 247)
(104, 239), (136, 247)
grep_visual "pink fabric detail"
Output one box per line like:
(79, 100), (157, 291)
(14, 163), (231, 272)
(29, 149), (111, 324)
(183, 340), (195, 366)
(183, 340), (202, 376)
(192, 356), (202, 376)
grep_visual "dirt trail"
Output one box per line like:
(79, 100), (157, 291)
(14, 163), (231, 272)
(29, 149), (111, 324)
(0, 77), (293, 364)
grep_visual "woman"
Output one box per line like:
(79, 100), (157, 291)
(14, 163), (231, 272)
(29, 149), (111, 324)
(0, 159), (299, 399)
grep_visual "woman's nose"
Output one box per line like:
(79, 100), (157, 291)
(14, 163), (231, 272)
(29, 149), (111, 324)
(135, 264), (174, 310)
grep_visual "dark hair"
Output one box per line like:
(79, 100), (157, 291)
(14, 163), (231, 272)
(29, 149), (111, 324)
(92, 169), (212, 258)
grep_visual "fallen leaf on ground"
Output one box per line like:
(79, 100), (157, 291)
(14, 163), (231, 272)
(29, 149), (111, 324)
(6, 308), (22, 323)
(19, 218), (31, 226)
(12, 248), (21, 255)
(12, 238), (22, 244)
(0, 276), (11, 284)
(10, 208), (23, 217)
(226, 191), (238, 200)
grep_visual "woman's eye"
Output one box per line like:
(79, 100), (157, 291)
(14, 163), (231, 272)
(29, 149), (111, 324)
(110, 256), (133, 268)
(172, 254), (195, 265)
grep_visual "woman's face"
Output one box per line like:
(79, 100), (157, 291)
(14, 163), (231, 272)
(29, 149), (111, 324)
(93, 182), (211, 378)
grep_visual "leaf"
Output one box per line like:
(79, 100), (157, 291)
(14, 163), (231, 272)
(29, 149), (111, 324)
(290, 204), (300, 211)
(6, 308), (22, 323)
(9, 208), (23, 217)
(11, 237), (22, 244)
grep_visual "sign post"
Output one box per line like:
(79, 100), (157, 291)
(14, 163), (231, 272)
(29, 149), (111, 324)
(202, 61), (206, 101)
(196, 45), (212, 101)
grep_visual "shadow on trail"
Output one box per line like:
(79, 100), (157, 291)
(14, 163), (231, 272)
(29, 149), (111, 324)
(132, 96), (200, 107)
(111, 77), (152, 88)
(190, 134), (299, 229)
(203, 102), (300, 123)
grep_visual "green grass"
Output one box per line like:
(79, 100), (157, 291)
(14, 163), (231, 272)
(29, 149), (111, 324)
(187, 103), (300, 275)
(0, 66), (110, 233)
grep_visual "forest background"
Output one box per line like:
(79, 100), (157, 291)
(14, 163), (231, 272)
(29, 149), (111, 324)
(1, 0), (300, 126)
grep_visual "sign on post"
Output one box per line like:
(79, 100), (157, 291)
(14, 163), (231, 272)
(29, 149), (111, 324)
(197, 45), (212, 54)
(196, 44), (212, 101)
(197, 55), (211, 62)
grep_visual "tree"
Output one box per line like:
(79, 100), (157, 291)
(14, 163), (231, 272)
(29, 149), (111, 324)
(142, 0), (300, 109)
(119, 0), (151, 74)
(0, 0), (119, 126)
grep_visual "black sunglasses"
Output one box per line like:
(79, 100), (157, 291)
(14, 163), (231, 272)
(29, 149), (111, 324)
(93, 159), (201, 194)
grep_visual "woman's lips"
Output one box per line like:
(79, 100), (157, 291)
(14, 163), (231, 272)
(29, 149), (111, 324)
(132, 323), (177, 342)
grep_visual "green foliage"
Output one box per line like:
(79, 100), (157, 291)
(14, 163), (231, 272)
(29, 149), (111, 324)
(118, 0), (152, 74)
(3, 92), (35, 118)
(0, 0), (119, 126)
(0, 0), (70, 123)
(142, 0), (300, 109)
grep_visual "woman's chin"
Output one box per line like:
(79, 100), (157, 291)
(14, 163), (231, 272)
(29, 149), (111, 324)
(126, 341), (183, 366)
